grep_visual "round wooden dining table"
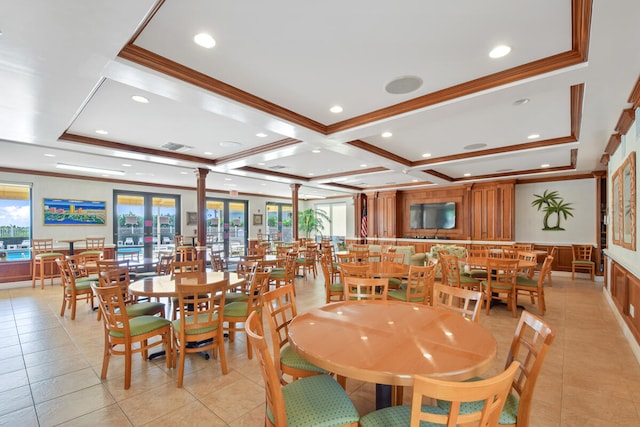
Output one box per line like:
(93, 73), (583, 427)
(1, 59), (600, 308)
(288, 300), (497, 407)
(128, 271), (245, 298)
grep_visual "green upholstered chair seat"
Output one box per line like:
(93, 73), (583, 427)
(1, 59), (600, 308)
(79, 250), (103, 256)
(76, 274), (99, 283)
(266, 374), (360, 426)
(172, 313), (219, 335)
(329, 282), (343, 293)
(35, 252), (64, 259)
(572, 260), (595, 265)
(269, 269), (286, 279)
(359, 403), (449, 427)
(109, 315), (170, 338)
(458, 275), (481, 285)
(436, 381), (518, 425)
(225, 291), (249, 303)
(223, 301), (248, 317)
(281, 344), (326, 373)
(481, 280), (512, 290)
(388, 277), (403, 287)
(65, 281), (92, 292)
(120, 302), (165, 318)
(388, 289), (425, 303)
(515, 276), (537, 287)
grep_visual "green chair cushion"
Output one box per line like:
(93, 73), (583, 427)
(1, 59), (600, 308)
(281, 344), (326, 373)
(172, 313), (219, 335)
(388, 277), (403, 287)
(223, 301), (248, 317)
(481, 280), (512, 290)
(35, 252), (64, 259)
(76, 274), (99, 283)
(124, 302), (165, 317)
(329, 283), (343, 293)
(269, 269), (286, 279)
(66, 281), (92, 292)
(515, 276), (537, 287)
(109, 315), (170, 338)
(466, 269), (488, 279)
(359, 403), (449, 427)
(266, 374), (359, 426)
(572, 260), (595, 265)
(388, 289), (426, 303)
(79, 250), (103, 256)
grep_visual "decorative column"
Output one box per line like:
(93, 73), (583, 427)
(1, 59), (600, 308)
(290, 184), (301, 241)
(195, 168), (209, 258)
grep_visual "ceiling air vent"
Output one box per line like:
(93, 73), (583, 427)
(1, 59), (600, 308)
(161, 142), (193, 152)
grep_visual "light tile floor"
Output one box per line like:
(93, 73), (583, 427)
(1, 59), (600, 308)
(0, 272), (639, 426)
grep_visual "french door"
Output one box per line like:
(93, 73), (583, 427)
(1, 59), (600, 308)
(206, 198), (248, 257)
(266, 202), (293, 242)
(113, 191), (180, 259)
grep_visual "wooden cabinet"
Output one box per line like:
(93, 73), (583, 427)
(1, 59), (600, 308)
(470, 182), (514, 241)
(367, 191), (399, 238)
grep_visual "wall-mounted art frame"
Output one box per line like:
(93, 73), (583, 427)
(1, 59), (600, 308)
(186, 211), (198, 226)
(43, 198), (106, 225)
(621, 151), (636, 250)
(253, 213), (263, 226)
(612, 172), (621, 245)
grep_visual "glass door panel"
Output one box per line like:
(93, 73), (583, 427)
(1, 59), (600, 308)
(266, 202), (293, 242)
(206, 200), (225, 252)
(229, 202), (246, 256)
(151, 197), (176, 257)
(206, 198), (247, 258)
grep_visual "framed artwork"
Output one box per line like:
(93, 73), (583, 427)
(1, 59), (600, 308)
(43, 198), (106, 225)
(186, 211), (198, 226)
(253, 213), (263, 226)
(621, 152), (636, 250)
(612, 172), (621, 245)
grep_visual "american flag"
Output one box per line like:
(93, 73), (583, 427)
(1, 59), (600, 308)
(360, 200), (368, 238)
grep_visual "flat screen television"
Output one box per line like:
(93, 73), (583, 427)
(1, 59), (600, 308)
(409, 202), (456, 229)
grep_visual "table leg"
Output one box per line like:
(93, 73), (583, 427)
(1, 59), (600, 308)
(68, 242), (74, 255)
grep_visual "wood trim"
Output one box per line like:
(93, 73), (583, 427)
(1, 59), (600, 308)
(605, 134), (622, 156)
(214, 138), (303, 165)
(628, 74), (640, 108)
(515, 172), (596, 185)
(570, 84), (585, 139)
(118, 44), (327, 134)
(615, 108), (636, 135)
(346, 140), (412, 166)
(454, 165), (575, 182)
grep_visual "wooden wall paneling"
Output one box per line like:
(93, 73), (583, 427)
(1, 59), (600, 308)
(0, 261), (31, 283)
(627, 272), (640, 342)
(611, 262), (628, 314)
(498, 183), (515, 240)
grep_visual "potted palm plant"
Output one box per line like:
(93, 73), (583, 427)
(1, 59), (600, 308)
(298, 209), (331, 240)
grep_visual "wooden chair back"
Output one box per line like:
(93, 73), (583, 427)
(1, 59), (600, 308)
(410, 361), (520, 427)
(501, 246), (519, 259)
(433, 283), (483, 322)
(344, 277), (388, 301)
(156, 254), (174, 275)
(504, 311), (556, 426)
(176, 245), (197, 262)
(516, 251), (537, 277)
(381, 252), (405, 264)
(339, 262), (369, 283)
(439, 253), (463, 287)
(336, 252), (358, 263)
(262, 285), (297, 382)
(319, 254), (343, 303)
(483, 258), (519, 317)
(404, 263), (437, 304)
(116, 250), (139, 262)
(513, 243), (534, 251)
(85, 237), (105, 250)
(32, 238), (54, 254)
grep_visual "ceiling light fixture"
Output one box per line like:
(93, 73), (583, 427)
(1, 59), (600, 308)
(385, 75), (423, 94)
(121, 163), (132, 167)
(311, 149), (321, 153)
(541, 163), (550, 168)
(204, 151), (213, 155)
(44, 153), (56, 157)
(464, 143), (487, 150)
(422, 153), (432, 158)
(489, 44), (511, 58)
(527, 134), (540, 139)
(463, 173), (471, 177)
(194, 33), (216, 48)
(330, 105), (343, 113)
(513, 98), (530, 106)
(95, 129), (108, 135)
(219, 141), (242, 148)
(56, 163), (125, 176)
(256, 132), (267, 138)
(381, 131), (393, 138)
(131, 95), (149, 103)
(360, 164), (367, 168)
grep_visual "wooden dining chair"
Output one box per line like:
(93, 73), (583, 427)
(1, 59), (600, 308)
(439, 252), (481, 290)
(436, 310), (555, 427)
(516, 251), (538, 279)
(343, 276), (388, 301)
(432, 283), (484, 322)
(388, 263), (437, 304)
(501, 246), (519, 259)
(515, 255), (553, 316)
(223, 270), (272, 359)
(56, 258), (94, 320)
(172, 280), (228, 387)
(99, 267), (166, 318)
(320, 253), (344, 303)
(465, 247), (489, 279)
(91, 282), (172, 390)
(571, 244), (595, 280)
(79, 237), (105, 275)
(244, 311), (360, 427)
(262, 284), (327, 384)
(481, 258), (520, 317)
(32, 238), (64, 288)
(339, 262), (370, 283)
(360, 361), (520, 427)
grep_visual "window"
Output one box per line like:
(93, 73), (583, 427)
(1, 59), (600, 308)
(316, 202), (346, 244)
(0, 183), (32, 260)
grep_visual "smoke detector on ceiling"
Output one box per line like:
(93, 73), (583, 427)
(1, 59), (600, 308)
(161, 142), (193, 152)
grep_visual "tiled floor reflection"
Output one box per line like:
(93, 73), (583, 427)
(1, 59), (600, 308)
(0, 272), (639, 426)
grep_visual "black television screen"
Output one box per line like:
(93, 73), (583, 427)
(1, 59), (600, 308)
(409, 202), (455, 229)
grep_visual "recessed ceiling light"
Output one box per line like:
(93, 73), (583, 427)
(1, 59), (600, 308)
(463, 173), (471, 177)
(194, 33), (216, 48)
(224, 178), (232, 181)
(464, 143), (487, 150)
(541, 163), (550, 168)
(95, 129), (108, 135)
(513, 98), (530, 106)
(219, 141), (242, 148)
(180, 171), (189, 175)
(528, 134), (540, 139)
(412, 179), (418, 182)
(204, 151), (213, 155)
(256, 132), (267, 138)
(381, 131), (393, 138)
(258, 162), (265, 166)
(44, 153), (56, 157)
(489, 45), (511, 58)
(422, 153), (432, 158)
(308, 173), (315, 176)
(330, 105), (343, 113)
(131, 95), (149, 103)
(360, 164), (367, 168)
(311, 149), (321, 153)
(121, 163), (132, 167)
